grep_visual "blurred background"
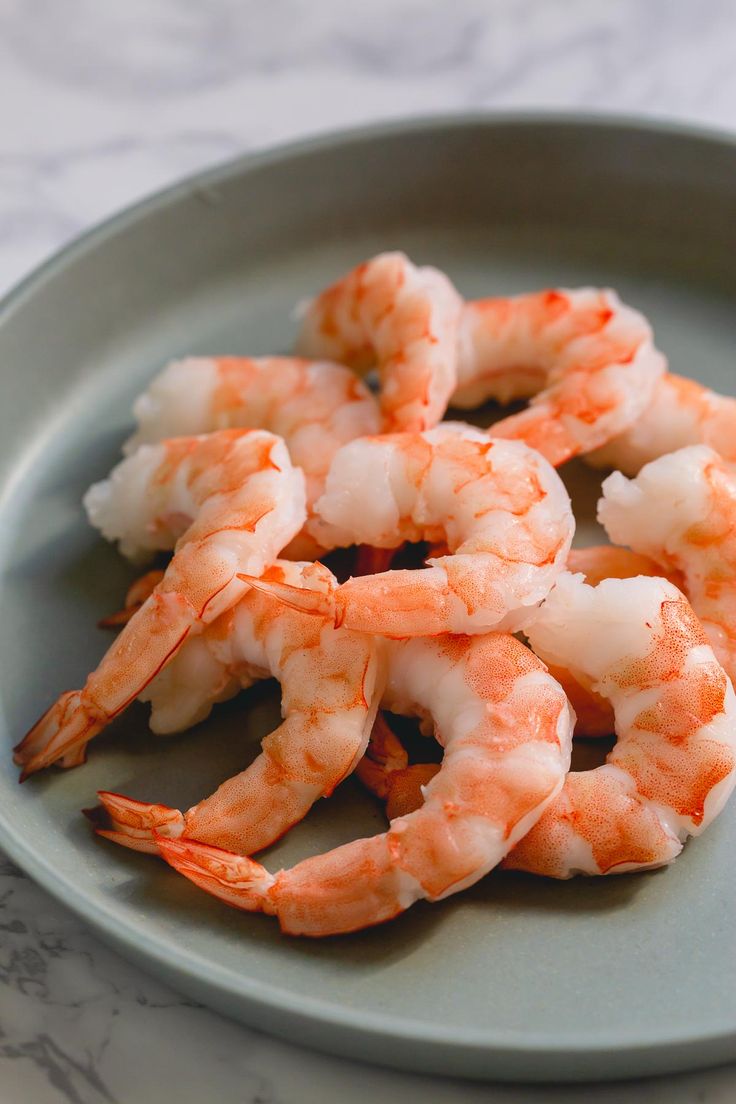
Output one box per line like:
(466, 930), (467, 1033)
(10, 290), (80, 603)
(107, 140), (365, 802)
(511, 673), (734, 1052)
(2, 2), (736, 1102)
(2, 0), (734, 292)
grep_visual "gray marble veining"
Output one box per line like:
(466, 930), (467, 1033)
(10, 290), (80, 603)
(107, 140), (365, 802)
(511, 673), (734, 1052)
(2, 1), (736, 1100)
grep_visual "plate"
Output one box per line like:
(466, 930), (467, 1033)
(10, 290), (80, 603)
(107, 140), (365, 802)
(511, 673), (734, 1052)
(2, 115), (736, 1083)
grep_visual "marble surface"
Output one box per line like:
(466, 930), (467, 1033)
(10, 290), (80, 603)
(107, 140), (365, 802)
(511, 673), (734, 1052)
(3, 0), (736, 1099)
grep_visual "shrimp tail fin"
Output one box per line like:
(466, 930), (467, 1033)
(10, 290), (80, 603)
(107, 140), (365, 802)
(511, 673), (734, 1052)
(85, 792), (185, 854)
(155, 835), (276, 913)
(356, 713), (439, 819)
(98, 570), (166, 629)
(14, 692), (103, 779)
(236, 572), (338, 622)
(356, 713), (409, 798)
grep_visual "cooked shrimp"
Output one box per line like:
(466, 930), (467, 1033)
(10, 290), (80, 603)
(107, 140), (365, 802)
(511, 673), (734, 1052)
(88, 560), (382, 857)
(599, 445), (736, 684)
(97, 568), (165, 629)
(452, 288), (666, 466)
(566, 546), (681, 589)
(356, 713), (441, 821)
(363, 573), (736, 862)
(125, 356), (381, 558)
(249, 424), (574, 638)
(588, 374), (736, 474)
(543, 547), (684, 738)
(155, 632), (574, 936)
(14, 429), (306, 776)
(296, 252), (463, 432)
(355, 547), (658, 811)
(503, 573), (736, 877)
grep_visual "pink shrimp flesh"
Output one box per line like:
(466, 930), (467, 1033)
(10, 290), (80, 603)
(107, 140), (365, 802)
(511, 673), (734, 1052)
(124, 356), (381, 559)
(155, 632), (573, 936)
(452, 288), (666, 466)
(88, 560), (382, 857)
(599, 445), (736, 686)
(503, 573), (736, 877)
(14, 429), (306, 776)
(296, 252), (463, 433)
(252, 423), (574, 638)
(543, 546), (685, 738)
(588, 373), (736, 475)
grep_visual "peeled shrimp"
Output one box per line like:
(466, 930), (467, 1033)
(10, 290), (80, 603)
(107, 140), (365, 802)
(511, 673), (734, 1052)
(296, 252), (463, 432)
(89, 560), (382, 857)
(543, 546), (684, 738)
(361, 573), (736, 876)
(14, 429), (306, 776)
(251, 424), (574, 638)
(504, 573), (736, 877)
(155, 632), (573, 936)
(565, 546), (682, 590)
(452, 288), (666, 466)
(124, 356), (381, 558)
(588, 374), (736, 474)
(355, 713), (440, 823)
(599, 445), (736, 684)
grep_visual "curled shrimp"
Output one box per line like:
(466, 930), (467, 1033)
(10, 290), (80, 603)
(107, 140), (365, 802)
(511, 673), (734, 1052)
(504, 573), (736, 876)
(250, 424), (574, 638)
(296, 252), (463, 432)
(154, 632), (573, 936)
(452, 288), (666, 466)
(360, 574), (736, 877)
(542, 546), (684, 738)
(588, 374), (736, 474)
(124, 356), (381, 558)
(14, 429), (306, 777)
(599, 444), (736, 684)
(88, 560), (382, 857)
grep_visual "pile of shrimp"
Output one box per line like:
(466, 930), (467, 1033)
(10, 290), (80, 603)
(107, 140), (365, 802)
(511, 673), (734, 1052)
(16, 251), (736, 937)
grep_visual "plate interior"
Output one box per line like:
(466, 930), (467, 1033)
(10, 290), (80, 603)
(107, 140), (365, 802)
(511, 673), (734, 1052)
(1, 121), (736, 1079)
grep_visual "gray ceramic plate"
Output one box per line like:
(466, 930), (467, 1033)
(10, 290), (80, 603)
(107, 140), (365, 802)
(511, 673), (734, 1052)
(2, 115), (736, 1083)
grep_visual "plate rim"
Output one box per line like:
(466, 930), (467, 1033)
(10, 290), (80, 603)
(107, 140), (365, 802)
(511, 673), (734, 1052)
(3, 110), (736, 1078)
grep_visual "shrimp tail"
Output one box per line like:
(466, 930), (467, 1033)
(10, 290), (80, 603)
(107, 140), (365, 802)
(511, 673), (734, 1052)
(99, 569), (166, 629)
(59, 744), (89, 769)
(155, 835), (276, 913)
(355, 713), (409, 798)
(357, 716), (440, 819)
(14, 692), (104, 779)
(236, 572), (339, 623)
(85, 792), (185, 854)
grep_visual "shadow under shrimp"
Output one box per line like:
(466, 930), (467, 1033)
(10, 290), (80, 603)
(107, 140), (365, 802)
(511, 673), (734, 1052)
(79, 682), (283, 815)
(461, 864), (659, 920)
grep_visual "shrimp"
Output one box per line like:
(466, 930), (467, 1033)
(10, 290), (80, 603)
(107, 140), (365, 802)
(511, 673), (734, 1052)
(503, 573), (736, 877)
(87, 560), (382, 857)
(154, 632), (574, 936)
(599, 445), (736, 684)
(14, 429), (306, 777)
(565, 546), (681, 590)
(452, 288), (666, 466)
(361, 573), (736, 872)
(296, 252), (463, 432)
(124, 356), (381, 558)
(249, 424), (574, 638)
(97, 568), (165, 629)
(588, 374), (736, 475)
(355, 713), (440, 823)
(542, 547), (684, 738)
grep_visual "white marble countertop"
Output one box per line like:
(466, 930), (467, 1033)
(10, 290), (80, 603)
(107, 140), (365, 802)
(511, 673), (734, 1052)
(3, 1), (736, 1100)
